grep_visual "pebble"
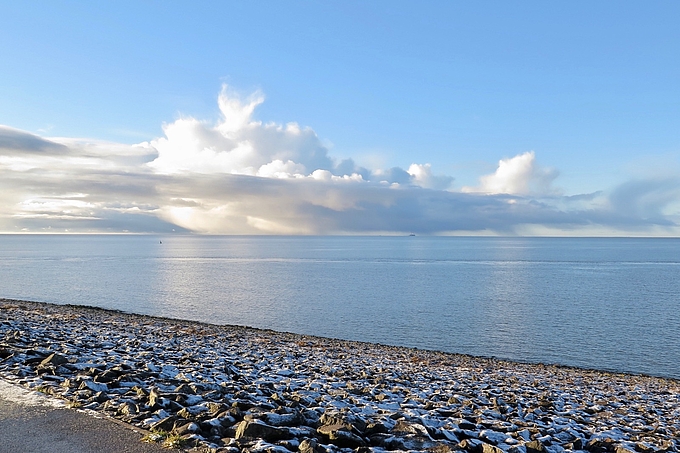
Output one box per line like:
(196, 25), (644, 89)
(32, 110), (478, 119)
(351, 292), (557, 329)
(1, 299), (678, 453)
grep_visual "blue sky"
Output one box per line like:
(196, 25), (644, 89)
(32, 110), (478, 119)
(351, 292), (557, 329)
(1, 2), (679, 235)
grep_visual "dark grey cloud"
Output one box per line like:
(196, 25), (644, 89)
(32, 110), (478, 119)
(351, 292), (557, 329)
(145, 173), (678, 235)
(609, 178), (680, 224)
(0, 126), (69, 155)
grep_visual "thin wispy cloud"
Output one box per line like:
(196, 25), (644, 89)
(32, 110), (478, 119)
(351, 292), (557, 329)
(0, 87), (678, 235)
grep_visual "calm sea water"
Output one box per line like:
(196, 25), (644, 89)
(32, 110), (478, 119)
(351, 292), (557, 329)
(1, 235), (679, 379)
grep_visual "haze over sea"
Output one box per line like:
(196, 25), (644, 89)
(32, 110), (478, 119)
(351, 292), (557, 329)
(1, 235), (679, 380)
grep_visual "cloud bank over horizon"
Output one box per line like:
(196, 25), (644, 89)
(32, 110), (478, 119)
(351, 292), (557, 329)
(1, 87), (679, 236)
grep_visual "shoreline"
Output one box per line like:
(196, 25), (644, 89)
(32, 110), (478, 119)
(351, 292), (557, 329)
(1, 299), (678, 453)
(10, 298), (679, 383)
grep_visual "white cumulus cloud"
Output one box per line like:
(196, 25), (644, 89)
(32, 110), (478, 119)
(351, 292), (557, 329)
(407, 163), (453, 190)
(148, 85), (336, 177)
(462, 151), (559, 196)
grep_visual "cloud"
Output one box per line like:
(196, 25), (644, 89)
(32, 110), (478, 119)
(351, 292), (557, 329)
(0, 87), (679, 236)
(607, 178), (680, 225)
(407, 163), (454, 190)
(145, 85), (452, 187)
(462, 151), (559, 196)
(147, 173), (554, 234)
(147, 85), (336, 177)
(0, 126), (69, 155)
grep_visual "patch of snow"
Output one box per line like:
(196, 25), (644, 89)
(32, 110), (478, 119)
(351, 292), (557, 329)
(0, 379), (65, 408)
(81, 380), (108, 392)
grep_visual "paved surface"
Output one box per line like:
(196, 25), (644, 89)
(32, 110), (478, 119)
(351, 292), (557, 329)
(0, 380), (172, 453)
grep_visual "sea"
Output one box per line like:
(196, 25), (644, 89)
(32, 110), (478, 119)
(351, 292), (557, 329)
(1, 235), (679, 379)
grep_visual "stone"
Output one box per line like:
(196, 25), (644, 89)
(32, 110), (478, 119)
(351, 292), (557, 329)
(119, 401), (139, 416)
(482, 443), (506, 453)
(391, 419), (430, 436)
(235, 420), (289, 442)
(319, 411), (366, 433)
(509, 445), (527, 453)
(460, 438), (484, 452)
(399, 435), (440, 451)
(79, 380), (108, 393)
(525, 440), (548, 453)
(480, 429), (508, 446)
(614, 446), (636, 453)
(586, 438), (617, 453)
(175, 383), (196, 394)
(174, 422), (200, 436)
(148, 388), (162, 408)
(39, 353), (69, 367)
(262, 411), (303, 427)
(93, 370), (119, 383)
(298, 438), (326, 453)
(151, 416), (177, 432)
(517, 429), (532, 441)
(460, 420), (478, 430)
(365, 421), (388, 435)
(317, 423), (348, 436)
(326, 429), (367, 449)
(207, 401), (228, 414)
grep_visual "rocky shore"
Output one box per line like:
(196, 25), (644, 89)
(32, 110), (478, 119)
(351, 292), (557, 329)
(1, 300), (678, 453)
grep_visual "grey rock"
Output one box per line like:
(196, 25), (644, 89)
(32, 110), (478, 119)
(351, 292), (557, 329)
(586, 437), (617, 453)
(262, 411), (303, 427)
(118, 401), (139, 416)
(319, 411), (366, 433)
(78, 379), (108, 393)
(323, 428), (367, 449)
(460, 438), (484, 452)
(481, 442), (506, 453)
(174, 422), (200, 436)
(235, 420), (290, 441)
(39, 353), (69, 367)
(298, 438), (326, 453)
(526, 439), (549, 453)
(150, 416), (177, 432)
(480, 429), (508, 445)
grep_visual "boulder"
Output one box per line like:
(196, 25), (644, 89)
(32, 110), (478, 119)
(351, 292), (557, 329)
(262, 411), (304, 427)
(150, 416), (177, 432)
(40, 353), (69, 367)
(525, 440), (548, 453)
(460, 438), (484, 453)
(586, 438), (618, 453)
(319, 411), (367, 433)
(482, 442), (507, 453)
(78, 380), (108, 393)
(174, 422), (200, 436)
(480, 429), (509, 446)
(234, 420), (290, 442)
(299, 438), (326, 453)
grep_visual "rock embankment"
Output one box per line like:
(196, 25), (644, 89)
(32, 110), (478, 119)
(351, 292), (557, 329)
(0, 300), (678, 453)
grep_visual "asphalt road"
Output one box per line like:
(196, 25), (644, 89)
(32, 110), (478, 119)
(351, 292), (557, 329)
(0, 379), (172, 453)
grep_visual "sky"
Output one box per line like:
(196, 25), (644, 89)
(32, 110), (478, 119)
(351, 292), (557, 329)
(1, 1), (679, 235)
